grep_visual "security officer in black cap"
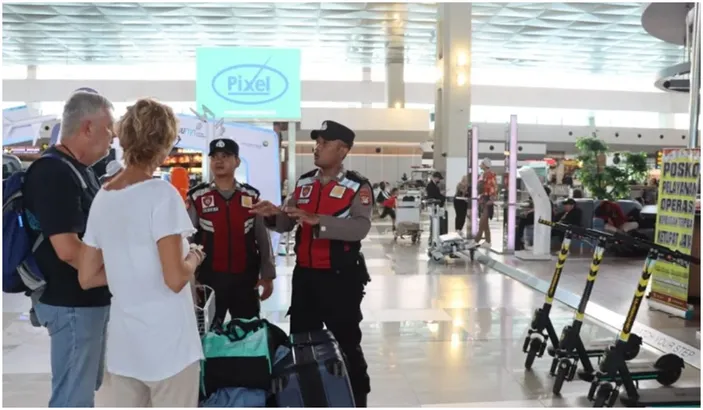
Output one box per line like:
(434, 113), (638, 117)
(252, 120), (373, 407)
(187, 138), (276, 323)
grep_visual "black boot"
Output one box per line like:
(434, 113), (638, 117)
(354, 393), (368, 408)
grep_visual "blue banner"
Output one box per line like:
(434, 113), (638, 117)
(196, 47), (301, 120)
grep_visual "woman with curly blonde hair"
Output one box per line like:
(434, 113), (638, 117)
(78, 98), (204, 407)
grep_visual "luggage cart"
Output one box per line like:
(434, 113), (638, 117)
(394, 191), (423, 243)
(426, 200), (479, 262)
(194, 284), (216, 337)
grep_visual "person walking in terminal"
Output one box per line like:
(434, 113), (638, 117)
(22, 91), (115, 407)
(469, 158), (497, 249)
(78, 98), (205, 407)
(251, 120), (373, 407)
(380, 187), (399, 231)
(187, 138), (276, 323)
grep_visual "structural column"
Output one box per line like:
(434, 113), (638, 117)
(386, 63), (405, 108)
(433, 3), (472, 195)
(687, 3), (701, 148)
(26, 65), (41, 113)
(385, 5), (406, 108)
(361, 67), (372, 108)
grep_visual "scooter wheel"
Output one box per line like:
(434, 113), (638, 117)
(549, 358), (559, 376)
(593, 383), (613, 408)
(524, 337), (541, 370)
(655, 354), (684, 386)
(587, 381), (598, 401)
(606, 387), (619, 407)
(552, 359), (570, 395)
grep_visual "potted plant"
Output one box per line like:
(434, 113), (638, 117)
(574, 136), (647, 200)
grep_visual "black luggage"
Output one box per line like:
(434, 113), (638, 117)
(272, 330), (355, 407)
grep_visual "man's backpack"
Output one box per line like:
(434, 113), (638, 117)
(2, 154), (87, 299)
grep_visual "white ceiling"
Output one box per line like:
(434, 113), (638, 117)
(2, 2), (684, 74)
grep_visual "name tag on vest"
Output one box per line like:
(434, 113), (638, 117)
(241, 195), (253, 208)
(329, 185), (346, 199)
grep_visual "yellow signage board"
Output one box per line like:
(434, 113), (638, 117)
(650, 148), (700, 315)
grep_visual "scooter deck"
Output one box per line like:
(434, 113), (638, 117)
(580, 361), (662, 383)
(620, 387), (700, 407)
(547, 337), (614, 358)
(577, 360), (659, 382)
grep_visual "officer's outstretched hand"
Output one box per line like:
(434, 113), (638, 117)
(257, 279), (274, 301)
(285, 207), (320, 225)
(250, 200), (282, 217)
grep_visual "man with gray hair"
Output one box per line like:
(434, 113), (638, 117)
(22, 91), (115, 407)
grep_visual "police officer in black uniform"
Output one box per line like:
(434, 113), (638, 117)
(251, 120), (372, 407)
(188, 139), (276, 323)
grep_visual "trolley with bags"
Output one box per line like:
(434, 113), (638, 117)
(394, 189), (423, 244)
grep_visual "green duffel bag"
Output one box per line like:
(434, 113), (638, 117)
(200, 318), (288, 397)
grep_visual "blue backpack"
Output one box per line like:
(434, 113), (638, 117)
(2, 154), (87, 296)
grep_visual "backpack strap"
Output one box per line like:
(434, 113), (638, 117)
(40, 153), (88, 190)
(24, 153), (89, 254)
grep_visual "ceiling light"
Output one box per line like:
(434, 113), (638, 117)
(393, 13), (400, 20)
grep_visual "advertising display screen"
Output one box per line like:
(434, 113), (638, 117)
(196, 47), (301, 120)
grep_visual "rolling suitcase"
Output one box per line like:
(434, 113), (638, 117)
(439, 210), (448, 235)
(272, 330), (356, 407)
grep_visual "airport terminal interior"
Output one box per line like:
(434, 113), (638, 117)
(2, 1), (702, 408)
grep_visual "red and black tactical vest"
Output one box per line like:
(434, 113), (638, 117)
(293, 169), (369, 270)
(189, 182), (260, 274)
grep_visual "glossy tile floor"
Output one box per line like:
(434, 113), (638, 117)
(3, 218), (700, 407)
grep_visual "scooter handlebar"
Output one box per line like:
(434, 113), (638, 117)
(539, 219), (700, 266)
(538, 219), (614, 242)
(607, 229), (700, 266)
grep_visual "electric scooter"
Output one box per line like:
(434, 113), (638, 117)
(538, 220), (642, 395)
(588, 231), (700, 408)
(522, 225), (637, 370)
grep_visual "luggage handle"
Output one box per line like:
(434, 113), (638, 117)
(220, 318), (266, 342)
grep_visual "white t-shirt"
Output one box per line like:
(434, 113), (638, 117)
(83, 179), (203, 382)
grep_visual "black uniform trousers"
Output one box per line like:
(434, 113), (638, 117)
(198, 269), (261, 323)
(453, 198), (468, 231)
(289, 265), (371, 407)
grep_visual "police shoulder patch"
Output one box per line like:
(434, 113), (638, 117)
(358, 185), (372, 206)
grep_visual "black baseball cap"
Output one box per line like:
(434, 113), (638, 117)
(310, 120), (355, 148)
(209, 138), (239, 156)
(432, 171), (443, 179)
(564, 198), (577, 206)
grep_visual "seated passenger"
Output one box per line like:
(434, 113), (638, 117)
(596, 200), (639, 233)
(380, 188), (398, 230)
(78, 98), (205, 407)
(554, 198), (582, 241)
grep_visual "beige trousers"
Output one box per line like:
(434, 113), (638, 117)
(605, 221), (639, 233)
(103, 361), (200, 407)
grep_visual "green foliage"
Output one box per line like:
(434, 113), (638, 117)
(573, 136), (648, 200)
(622, 152), (649, 185)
